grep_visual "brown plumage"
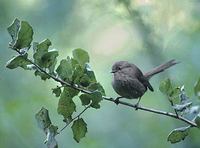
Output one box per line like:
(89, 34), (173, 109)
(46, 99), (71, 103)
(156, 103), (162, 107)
(111, 59), (179, 106)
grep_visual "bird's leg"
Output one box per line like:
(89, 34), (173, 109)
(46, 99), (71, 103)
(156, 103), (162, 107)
(135, 97), (141, 110)
(114, 97), (123, 105)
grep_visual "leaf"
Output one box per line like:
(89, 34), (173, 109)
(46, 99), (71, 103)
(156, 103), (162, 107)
(159, 78), (172, 96)
(52, 87), (61, 97)
(45, 125), (58, 148)
(194, 113), (200, 128)
(194, 78), (200, 99)
(57, 87), (79, 118)
(79, 91), (102, 109)
(71, 118), (87, 143)
(72, 48), (89, 67)
(40, 50), (58, 70)
(7, 18), (33, 50)
(173, 102), (192, 112)
(56, 58), (73, 82)
(35, 107), (51, 131)
(33, 39), (52, 67)
(34, 70), (51, 80)
(167, 126), (190, 144)
(7, 18), (20, 49)
(35, 107), (58, 148)
(84, 63), (97, 83)
(88, 82), (106, 96)
(6, 54), (31, 70)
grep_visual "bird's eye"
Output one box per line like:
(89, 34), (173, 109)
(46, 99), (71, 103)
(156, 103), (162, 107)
(117, 67), (121, 70)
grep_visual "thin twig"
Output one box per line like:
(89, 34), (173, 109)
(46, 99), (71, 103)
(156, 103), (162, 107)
(169, 100), (179, 117)
(27, 59), (197, 128)
(58, 105), (90, 134)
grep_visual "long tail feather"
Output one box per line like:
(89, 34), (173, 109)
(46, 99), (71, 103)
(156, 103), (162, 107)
(144, 59), (179, 79)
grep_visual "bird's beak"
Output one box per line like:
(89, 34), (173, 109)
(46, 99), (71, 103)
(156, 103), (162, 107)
(111, 70), (116, 73)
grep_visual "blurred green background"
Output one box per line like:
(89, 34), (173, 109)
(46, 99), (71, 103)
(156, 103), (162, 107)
(1, 0), (200, 148)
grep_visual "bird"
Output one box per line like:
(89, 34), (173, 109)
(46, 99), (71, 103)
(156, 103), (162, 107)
(111, 59), (178, 108)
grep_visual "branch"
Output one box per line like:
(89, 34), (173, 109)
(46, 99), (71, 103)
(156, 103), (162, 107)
(27, 59), (197, 128)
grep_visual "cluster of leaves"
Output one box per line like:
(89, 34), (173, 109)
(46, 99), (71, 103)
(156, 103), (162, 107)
(159, 78), (200, 143)
(6, 18), (105, 147)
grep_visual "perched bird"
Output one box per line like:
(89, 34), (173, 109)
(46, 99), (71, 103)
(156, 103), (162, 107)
(111, 59), (178, 108)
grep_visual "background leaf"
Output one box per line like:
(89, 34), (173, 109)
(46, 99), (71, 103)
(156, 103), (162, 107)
(194, 78), (200, 99)
(167, 127), (190, 144)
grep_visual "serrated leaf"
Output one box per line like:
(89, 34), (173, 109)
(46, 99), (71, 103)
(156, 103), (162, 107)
(34, 70), (51, 80)
(79, 91), (102, 109)
(194, 114), (200, 128)
(88, 83), (106, 96)
(72, 48), (89, 67)
(35, 107), (58, 148)
(167, 126), (190, 144)
(52, 87), (61, 97)
(194, 78), (200, 99)
(159, 78), (172, 96)
(6, 54), (31, 70)
(7, 19), (33, 50)
(57, 87), (79, 118)
(56, 58), (73, 82)
(71, 118), (87, 143)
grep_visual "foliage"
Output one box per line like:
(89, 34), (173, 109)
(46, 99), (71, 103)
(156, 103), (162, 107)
(6, 18), (105, 147)
(6, 18), (200, 147)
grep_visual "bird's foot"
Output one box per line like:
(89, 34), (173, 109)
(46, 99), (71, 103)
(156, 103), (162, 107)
(134, 102), (140, 110)
(114, 97), (122, 105)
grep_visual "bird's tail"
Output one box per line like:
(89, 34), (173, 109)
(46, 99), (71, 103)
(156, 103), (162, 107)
(144, 59), (179, 79)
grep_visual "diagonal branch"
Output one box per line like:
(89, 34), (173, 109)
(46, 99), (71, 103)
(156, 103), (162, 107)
(27, 59), (197, 128)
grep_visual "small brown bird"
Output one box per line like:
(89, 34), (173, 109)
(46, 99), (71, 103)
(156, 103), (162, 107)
(111, 59), (178, 107)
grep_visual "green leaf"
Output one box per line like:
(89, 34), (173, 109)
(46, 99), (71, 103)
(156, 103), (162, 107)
(35, 107), (58, 148)
(84, 63), (97, 83)
(34, 70), (50, 80)
(194, 78), (200, 99)
(35, 107), (51, 130)
(56, 58), (73, 82)
(52, 87), (62, 97)
(7, 18), (33, 50)
(167, 126), (190, 144)
(79, 91), (102, 109)
(7, 18), (20, 48)
(71, 118), (87, 143)
(159, 78), (172, 96)
(72, 48), (89, 67)
(40, 50), (58, 70)
(57, 87), (79, 118)
(45, 125), (58, 148)
(6, 54), (31, 70)
(88, 83), (106, 96)
(33, 39), (52, 67)
(194, 113), (200, 128)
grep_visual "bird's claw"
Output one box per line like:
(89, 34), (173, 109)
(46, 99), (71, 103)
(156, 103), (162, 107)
(114, 98), (120, 105)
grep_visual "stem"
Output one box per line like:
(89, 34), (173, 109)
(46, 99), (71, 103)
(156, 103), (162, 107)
(28, 59), (197, 128)
(58, 105), (90, 134)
